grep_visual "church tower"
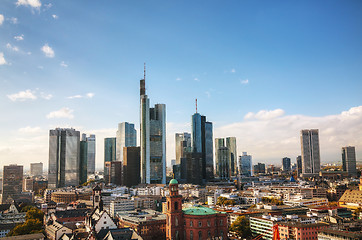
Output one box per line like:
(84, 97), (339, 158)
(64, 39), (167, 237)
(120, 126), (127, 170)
(92, 184), (103, 211)
(166, 179), (184, 240)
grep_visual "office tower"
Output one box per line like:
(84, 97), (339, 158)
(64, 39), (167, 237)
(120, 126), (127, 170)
(191, 112), (214, 181)
(300, 129), (321, 177)
(296, 156), (302, 175)
(140, 74), (166, 184)
(282, 157), (291, 172)
(116, 122), (137, 163)
(342, 146), (357, 177)
(226, 137), (237, 176)
(215, 138), (225, 176)
(123, 147), (141, 187)
(175, 132), (191, 165)
(48, 128), (80, 189)
(79, 140), (88, 185)
(82, 134), (96, 175)
(104, 137), (116, 184)
(30, 162), (43, 176)
(239, 152), (252, 176)
(217, 147), (230, 179)
(2, 164), (23, 204)
(186, 152), (203, 185)
(254, 163), (266, 174)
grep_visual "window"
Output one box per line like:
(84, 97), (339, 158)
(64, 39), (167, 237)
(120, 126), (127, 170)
(190, 220), (193, 227)
(168, 201), (170, 210)
(221, 230), (224, 236)
(190, 230), (193, 240)
(175, 201), (178, 210)
(198, 231), (202, 240)
(208, 231), (211, 237)
(207, 220), (210, 227)
(220, 219), (223, 226)
(175, 217), (179, 226)
(198, 221), (202, 227)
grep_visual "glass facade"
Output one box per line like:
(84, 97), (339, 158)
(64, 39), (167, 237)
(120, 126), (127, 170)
(300, 129), (320, 176)
(226, 137), (237, 176)
(79, 141), (88, 184)
(116, 122), (137, 163)
(240, 152), (252, 176)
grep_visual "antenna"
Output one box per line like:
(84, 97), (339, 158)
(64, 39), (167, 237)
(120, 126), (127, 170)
(144, 62), (146, 80)
(195, 98), (198, 113)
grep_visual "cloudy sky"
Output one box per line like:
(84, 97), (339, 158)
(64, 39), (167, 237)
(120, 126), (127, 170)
(1, 0), (361, 170)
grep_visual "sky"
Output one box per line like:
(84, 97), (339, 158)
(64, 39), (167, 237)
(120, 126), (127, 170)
(0, 0), (362, 171)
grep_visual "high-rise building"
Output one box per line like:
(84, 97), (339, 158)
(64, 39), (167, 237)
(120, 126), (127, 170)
(254, 163), (266, 174)
(79, 140), (88, 184)
(104, 137), (116, 184)
(226, 137), (237, 176)
(82, 134), (96, 175)
(296, 155), (302, 175)
(175, 132), (191, 165)
(186, 152), (203, 185)
(300, 129), (321, 177)
(282, 157), (291, 172)
(239, 152), (252, 176)
(191, 112), (214, 181)
(48, 128), (80, 189)
(215, 138), (225, 177)
(217, 147), (230, 179)
(123, 147), (141, 187)
(30, 162), (43, 176)
(140, 74), (166, 184)
(2, 164), (23, 204)
(342, 146), (357, 177)
(116, 122), (137, 163)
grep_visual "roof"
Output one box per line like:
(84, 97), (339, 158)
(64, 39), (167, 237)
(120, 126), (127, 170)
(320, 229), (362, 239)
(169, 179), (178, 185)
(183, 205), (221, 216)
(0, 233), (45, 240)
(339, 190), (362, 204)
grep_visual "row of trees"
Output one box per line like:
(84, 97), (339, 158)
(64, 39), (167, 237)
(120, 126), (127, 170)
(216, 196), (236, 206)
(7, 206), (44, 236)
(261, 197), (283, 205)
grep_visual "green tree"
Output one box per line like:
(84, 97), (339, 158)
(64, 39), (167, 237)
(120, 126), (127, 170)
(229, 216), (252, 238)
(216, 197), (228, 206)
(7, 206), (44, 236)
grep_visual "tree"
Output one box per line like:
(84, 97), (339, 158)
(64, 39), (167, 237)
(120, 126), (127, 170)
(7, 206), (44, 236)
(216, 197), (228, 206)
(229, 216), (252, 238)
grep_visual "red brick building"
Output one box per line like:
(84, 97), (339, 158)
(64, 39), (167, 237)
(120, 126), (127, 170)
(166, 179), (228, 240)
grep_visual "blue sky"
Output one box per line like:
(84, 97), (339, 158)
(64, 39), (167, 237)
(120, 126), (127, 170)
(1, 0), (361, 170)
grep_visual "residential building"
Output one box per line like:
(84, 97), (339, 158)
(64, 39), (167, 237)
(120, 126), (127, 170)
(2, 164), (23, 204)
(300, 129), (321, 177)
(30, 162), (43, 177)
(342, 146), (357, 177)
(278, 222), (328, 240)
(239, 152), (253, 176)
(123, 147), (140, 187)
(48, 128), (80, 189)
(140, 76), (166, 184)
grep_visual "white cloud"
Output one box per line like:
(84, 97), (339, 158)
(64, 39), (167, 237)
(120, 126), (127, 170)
(176, 77), (181, 81)
(240, 79), (249, 84)
(7, 89), (37, 101)
(14, 34), (24, 41)
(44, 3), (52, 9)
(16, 0), (41, 8)
(0, 52), (6, 65)
(194, 78), (199, 81)
(67, 93), (95, 99)
(215, 106), (362, 164)
(6, 43), (19, 52)
(86, 92), (95, 98)
(231, 68), (236, 73)
(46, 107), (74, 119)
(0, 14), (4, 25)
(245, 109), (285, 120)
(9, 17), (18, 24)
(40, 92), (53, 100)
(52, 14), (58, 19)
(18, 126), (41, 133)
(60, 61), (68, 67)
(41, 44), (54, 58)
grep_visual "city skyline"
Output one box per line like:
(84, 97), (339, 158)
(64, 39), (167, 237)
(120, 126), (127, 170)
(1, 1), (362, 170)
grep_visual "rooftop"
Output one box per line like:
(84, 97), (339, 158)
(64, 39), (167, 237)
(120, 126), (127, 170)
(183, 205), (222, 216)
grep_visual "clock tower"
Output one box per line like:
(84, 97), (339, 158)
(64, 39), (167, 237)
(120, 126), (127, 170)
(166, 179), (184, 240)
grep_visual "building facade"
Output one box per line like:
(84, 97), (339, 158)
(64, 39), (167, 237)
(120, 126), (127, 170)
(300, 129), (321, 177)
(2, 164), (23, 204)
(175, 132), (191, 165)
(48, 128), (80, 189)
(342, 146), (357, 177)
(296, 155), (302, 175)
(239, 152), (252, 176)
(123, 146), (141, 187)
(226, 137), (237, 176)
(81, 134), (96, 175)
(282, 157), (291, 172)
(30, 162), (43, 177)
(116, 122), (137, 163)
(140, 77), (166, 184)
(104, 137), (116, 184)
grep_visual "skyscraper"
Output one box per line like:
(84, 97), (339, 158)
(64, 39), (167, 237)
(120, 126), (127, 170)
(239, 152), (252, 176)
(175, 132), (191, 165)
(296, 155), (302, 175)
(342, 146), (357, 177)
(191, 112), (214, 181)
(123, 147), (141, 187)
(300, 129), (321, 177)
(217, 147), (230, 179)
(282, 157), (291, 172)
(30, 162), (43, 176)
(140, 73), (166, 184)
(226, 137), (237, 176)
(1, 164), (23, 204)
(104, 137), (117, 184)
(116, 122), (137, 163)
(79, 139), (88, 185)
(48, 128), (80, 188)
(82, 134), (96, 175)
(215, 138), (225, 177)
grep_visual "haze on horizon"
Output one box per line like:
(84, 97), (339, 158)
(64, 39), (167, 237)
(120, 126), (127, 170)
(0, 0), (361, 170)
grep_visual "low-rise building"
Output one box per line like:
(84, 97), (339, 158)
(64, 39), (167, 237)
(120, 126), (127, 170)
(278, 222), (328, 240)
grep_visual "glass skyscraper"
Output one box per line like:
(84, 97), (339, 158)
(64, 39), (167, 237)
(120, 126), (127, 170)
(226, 137), (237, 176)
(342, 146), (357, 177)
(300, 129), (320, 177)
(175, 132), (191, 165)
(116, 122), (137, 163)
(82, 134), (96, 175)
(140, 77), (166, 184)
(48, 128), (80, 188)
(239, 152), (252, 176)
(104, 137), (117, 184)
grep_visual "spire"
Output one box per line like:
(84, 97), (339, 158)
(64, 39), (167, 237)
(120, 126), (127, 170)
(195, 98), (198, 113)
(144, 62), (146, 80)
